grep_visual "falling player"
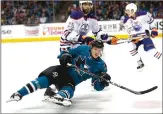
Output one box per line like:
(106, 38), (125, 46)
(8, 40), (111, 107)
(123, 3), (162, 71)
(44, 0), (119, 99)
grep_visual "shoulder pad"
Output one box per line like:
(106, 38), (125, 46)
(136, 11), (147, 17)
(123, 16), (129, 24)
(80, 45), (90, 50)
(70, 10), (84, 20)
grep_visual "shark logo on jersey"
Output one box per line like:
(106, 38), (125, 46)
(75, 56), (85, 67)
(132, 21), (142, 32)
(75, 56), (87, 76)
(79, 24), (89, 35)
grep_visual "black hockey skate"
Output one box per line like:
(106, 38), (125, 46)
(7, 92), (22, 103)
(137, 59), (145, 72)
(44, 87), (56, 97)
(43, 87), (71, 107)
(43, 87), (57, 101)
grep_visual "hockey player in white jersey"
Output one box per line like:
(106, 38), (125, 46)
(43, 0), (119, 99)
(60, 0), (118, 51)
(123, 3), (162, 71)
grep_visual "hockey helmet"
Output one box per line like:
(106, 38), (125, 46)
(125, 3), (137, 15)
(79, 1), (93, 11)
(91, 40), (104, 49)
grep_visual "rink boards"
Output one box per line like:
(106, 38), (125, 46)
(1, 19), (162, 43)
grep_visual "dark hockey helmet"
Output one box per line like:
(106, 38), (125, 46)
(91, 40), (104, 49)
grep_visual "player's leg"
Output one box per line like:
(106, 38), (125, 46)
(128, 40), (144, 71)
(8, 76), (50, 102)
(47, 84), (75, 106)
(143, 38), (162, 60)
(44, 66), (75, 106)
(8, 65), (61, 102)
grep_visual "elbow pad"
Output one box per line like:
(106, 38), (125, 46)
(62, 30), (79, 41)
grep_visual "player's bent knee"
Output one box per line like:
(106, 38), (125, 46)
(143, 38), (155, 51)
(58, 86), (75, 99)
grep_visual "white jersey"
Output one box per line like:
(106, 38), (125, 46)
(123, 11), (156, 38)
(60, 10), (109, 51)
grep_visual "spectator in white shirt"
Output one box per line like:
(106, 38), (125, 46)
(40, 13), (47, 23)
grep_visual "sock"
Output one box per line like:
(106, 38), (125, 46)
(148, 49), (162, 59)
(18, 76), (49, 97)
(57, 86), (74, 99)
(128, 42), (142, 62)
(129, 48), (142, 62)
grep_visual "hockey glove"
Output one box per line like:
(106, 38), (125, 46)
(151, 28), (158, 38)
(107, 36), (119, 45)
(59, 53), (72, 67)
(78, 35), (94, 45)
(100, 34), (109, 40)
(99, 72), (111, 87)
(132, 39), (140, 44)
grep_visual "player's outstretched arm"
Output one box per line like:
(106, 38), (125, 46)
(91, 72), (111, 91)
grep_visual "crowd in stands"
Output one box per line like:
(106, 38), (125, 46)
(1, 1), (62, 25)
(67, 1), (163, 21)
(1, 1), (163, 25)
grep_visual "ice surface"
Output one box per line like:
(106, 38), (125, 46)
(1, 38), (162, 113)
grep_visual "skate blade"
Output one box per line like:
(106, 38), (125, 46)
(6, 99), (18, 103)
(42, 98), (71, 107)
(42, 96), (53, 102)
(137, 67), (144, 72)
(54, 102), (71, 107)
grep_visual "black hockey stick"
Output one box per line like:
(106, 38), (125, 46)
(67, 64), (158, 95)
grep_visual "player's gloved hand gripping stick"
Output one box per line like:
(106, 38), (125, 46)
(67, 63), (158, 95)
(107, 30), (153, 45)
(104, 35), (148, 45)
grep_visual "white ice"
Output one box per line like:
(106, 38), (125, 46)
(1, 38), (162, 113)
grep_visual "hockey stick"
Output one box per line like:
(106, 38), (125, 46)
(102, 35), (145, 45)
(106, 32), (151, 45)
(67, 64), (158, 95)
(102, 39), (132, 44)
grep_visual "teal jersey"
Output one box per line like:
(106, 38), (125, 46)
(58, 45), (107, 86)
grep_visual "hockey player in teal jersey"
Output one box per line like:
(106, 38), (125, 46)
(8, 40), (111, 106)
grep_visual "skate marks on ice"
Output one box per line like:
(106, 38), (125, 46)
(11, 92), (113, 113)
(133, 100), (162, 109)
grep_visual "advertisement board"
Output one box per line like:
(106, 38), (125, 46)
(1, 19), (162, 43)
(24, 25), (39, 36)
(1, 25), (12, 38)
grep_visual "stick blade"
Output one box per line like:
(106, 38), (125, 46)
(138, 86), (158, 95)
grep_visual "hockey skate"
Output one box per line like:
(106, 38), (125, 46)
(137, 59), (145, 72)
(43, 93), (72, 107)
(43, 87), (57, 101)
(6, 92), (22, 103)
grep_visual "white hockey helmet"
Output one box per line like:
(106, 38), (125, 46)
(79, 1), (93, 11)
(125, 3), (137, 15)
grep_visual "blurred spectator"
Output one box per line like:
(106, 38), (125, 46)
(155, 11), (163, 19)
(40, 13), (47, 23)
(1, 1), (163, 25)
(60, 14), (66, 22)
(1, 1), (62, 25)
